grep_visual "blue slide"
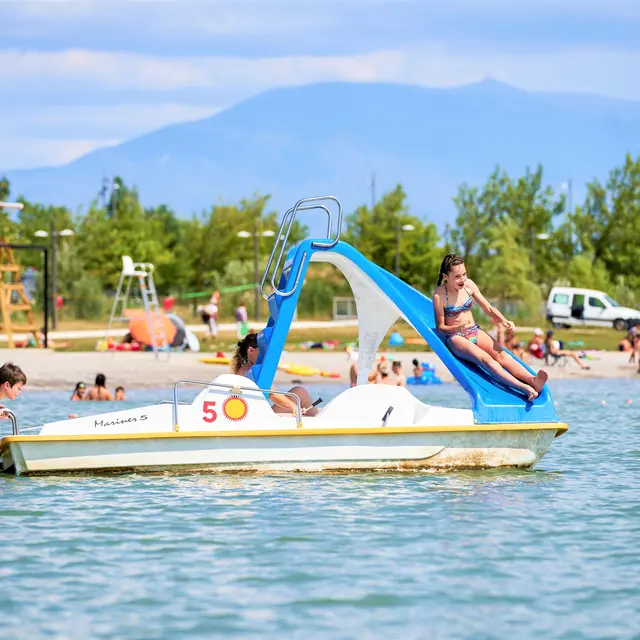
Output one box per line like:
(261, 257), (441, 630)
(252, 239), (559, 425)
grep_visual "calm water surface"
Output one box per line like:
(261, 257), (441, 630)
(1, 379), (639, 639)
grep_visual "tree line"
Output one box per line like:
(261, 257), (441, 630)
(1, 152), (639, 321)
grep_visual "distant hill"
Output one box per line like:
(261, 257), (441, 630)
(5, 79), (640, 230)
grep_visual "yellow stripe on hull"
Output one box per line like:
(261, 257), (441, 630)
(0, 422), (568, 452)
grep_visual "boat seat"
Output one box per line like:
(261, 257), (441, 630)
(317, 384), (419, 428)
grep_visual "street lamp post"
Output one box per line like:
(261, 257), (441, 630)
(530, 230), (550, 281)
(237, 225), (275, 322)
(34, 225), (74, 330)
(395, 221), (415, 277)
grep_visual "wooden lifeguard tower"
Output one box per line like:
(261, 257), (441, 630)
(0, 202), (38, 348)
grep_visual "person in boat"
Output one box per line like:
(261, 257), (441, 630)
(71, 382), (87, 401)
(232, 333), (319, 417)
(433, 254), (547, 401)
(86, 373), (114, 401)
(0, 362), (27, 418)
(115, 386), (126, 401)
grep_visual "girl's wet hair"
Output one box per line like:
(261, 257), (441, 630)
(437, 254), (465, 286)
(231, 332), (259, 373)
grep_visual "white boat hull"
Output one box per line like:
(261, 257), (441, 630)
(1, 425), (564, 476)
(0, 375), (567, 476)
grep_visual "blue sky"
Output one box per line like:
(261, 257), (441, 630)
(2, 0), (639, 172)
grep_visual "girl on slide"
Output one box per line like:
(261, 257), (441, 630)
(433, 254), (548, 401)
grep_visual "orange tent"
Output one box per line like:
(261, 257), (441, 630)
(129, 315), (177, 346)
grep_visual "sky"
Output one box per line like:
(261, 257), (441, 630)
(1, 0), (639, 172)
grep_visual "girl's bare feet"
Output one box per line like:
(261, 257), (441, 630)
(524, 386), (539, 402)
(531, 370), (548, 393)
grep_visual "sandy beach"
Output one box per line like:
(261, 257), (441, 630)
(1, 347), (636, 391)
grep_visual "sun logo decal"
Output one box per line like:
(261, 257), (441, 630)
(222, 396), (249, 422)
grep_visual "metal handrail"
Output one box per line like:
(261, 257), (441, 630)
(172, 379), (303, 432)
(261, 203), (326, 300)
(268, 204), (331, 296)
(260, 196), (343, 301)
(2, 409), (20, 435)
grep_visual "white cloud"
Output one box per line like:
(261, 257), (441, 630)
(2, 42), (640, 171)
(2, 46), (640, 100)
(0, 137), (120, 172)
(1, 103), (220, 138)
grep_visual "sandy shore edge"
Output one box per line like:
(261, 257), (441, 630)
(0, 348), (635, 391)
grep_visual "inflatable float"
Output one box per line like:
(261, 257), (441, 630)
(0, 195), (566, 476)
(406, 362), (443, 385)
(199, 356), (231, 365)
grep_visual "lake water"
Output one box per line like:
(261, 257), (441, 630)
(1, 379), (639, 639)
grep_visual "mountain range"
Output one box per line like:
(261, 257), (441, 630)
(5, 79), (640, 230)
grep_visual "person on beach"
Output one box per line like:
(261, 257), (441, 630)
(505, 333), (528, 362)
(232, 332), (319, 417)
(433, 254), (548, 401)
(378, 362), (397, 385)
(626, 326), (638, 363)
(205, 291), (220, 339)
(0, 362), (27, 418)
(235, 299), (249, 339)
(349, 362), (358, 387)
(544, 331), (590, 370)
(527, 329), (545, 360)
(115, 386), (126, 401)
(86, 373), (114, 401)
(392, 360), (407, 386)
(71, 382), (87, 401)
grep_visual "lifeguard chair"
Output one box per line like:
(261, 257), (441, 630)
(106, 256), (168, 358)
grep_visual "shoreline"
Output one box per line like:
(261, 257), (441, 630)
(0, 348), (636, 391)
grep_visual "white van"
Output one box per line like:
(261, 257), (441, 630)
(547, 287), (640, 331)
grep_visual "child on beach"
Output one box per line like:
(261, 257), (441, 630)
(0, 362), (27, 417)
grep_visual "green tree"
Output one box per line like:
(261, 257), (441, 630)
(144, 204), (192, 292)
(481, 218), (542, 318)
(0, 176), (9, 202)
(344, 185), (441, 290)
(184, 195), (306, 292)
(571, 153), (640, 284)
(0, 178), (18, 239)
(567, 254), (611, 291)
(75, 178), (174, 289)
(15, 201), (75, 244)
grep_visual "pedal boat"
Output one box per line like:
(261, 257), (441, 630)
(0, 374), (566, 476)
(0, 196), (567, 476)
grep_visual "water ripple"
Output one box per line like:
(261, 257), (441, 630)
(2, 381), (640, 638)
